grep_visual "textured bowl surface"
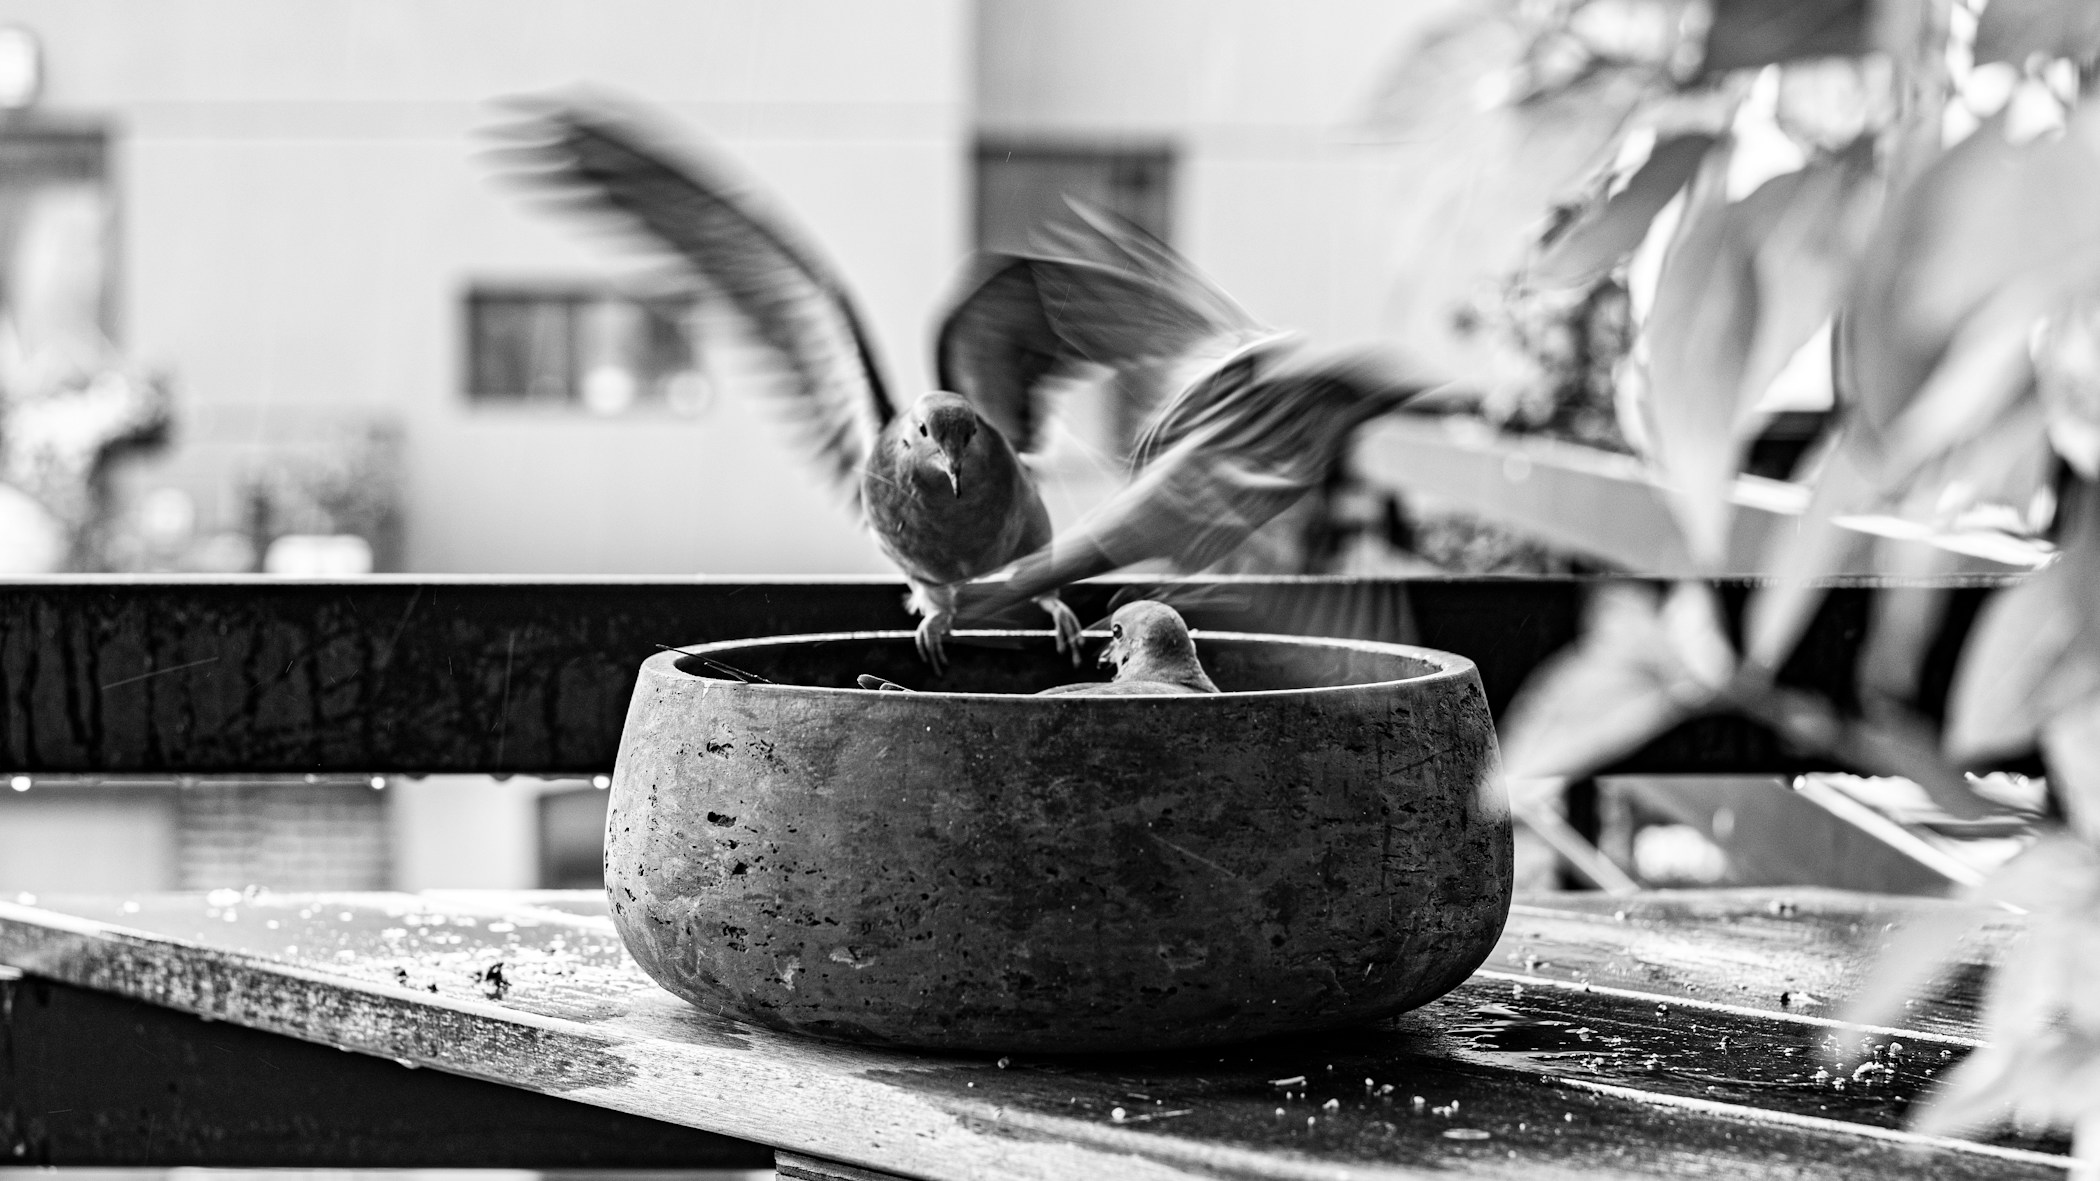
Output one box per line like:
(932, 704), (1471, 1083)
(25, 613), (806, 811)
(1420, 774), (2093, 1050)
(606, 629), (1511, 1053)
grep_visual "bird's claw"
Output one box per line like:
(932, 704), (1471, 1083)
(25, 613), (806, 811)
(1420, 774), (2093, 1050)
(915, 613), (952, 673)
(1040, 596), (1085, 666)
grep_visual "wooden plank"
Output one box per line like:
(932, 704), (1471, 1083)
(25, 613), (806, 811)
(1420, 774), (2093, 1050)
(0, 575), (2024, 775)
(0, 890), (2066, 1179)
(1490, 889), (2016, 1043)
(778, 1151), (920, 1181)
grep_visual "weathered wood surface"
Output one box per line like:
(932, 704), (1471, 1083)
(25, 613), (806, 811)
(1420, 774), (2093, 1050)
(0, 575), (2023, 776)
(0, 888), (2065, 1179)
(1, 971), (774, 1168)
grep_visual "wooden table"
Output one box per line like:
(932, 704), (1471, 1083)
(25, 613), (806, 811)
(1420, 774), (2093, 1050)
(0, 887), (2067, 1179)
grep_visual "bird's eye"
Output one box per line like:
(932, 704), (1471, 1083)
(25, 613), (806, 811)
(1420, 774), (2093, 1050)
(918, 424), (928, 437)
(1110, 624), (1122, 638)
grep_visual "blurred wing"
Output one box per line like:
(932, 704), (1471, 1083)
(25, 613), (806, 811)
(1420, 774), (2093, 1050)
(1131, 339), (1451, 470)
(934, 201), (1267, 456)
(1035, 199), (1257, 339)
(966, 345), (1449, 610)
(932, 256), (1092, 454)
(486, 98), (892, 503)
(934, 253), (1243, 453)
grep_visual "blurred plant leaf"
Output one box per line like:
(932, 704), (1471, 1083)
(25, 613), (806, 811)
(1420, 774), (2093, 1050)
(1532, 132), (1717, 287)
(1857, 537), (1963, 707)
(1362, 4), (1530, 141)
(1698, 0), (1870, 79)
(1850, 111), (2100, 449)
(1838, 834), (2100, 1059)
(1879, 284), (2052, 494)
(1831, 698), (1997, 819)
(1500, 581), (1731, 779)
(2037, 296), (2100, 479)
(1752, 109), (2100, 672)
(1844, 118), (2023, 441)
(1945, 480), (2100, 761)
(1642, 143), (1751, 565)
(1743, 429), (1874, 672)
(1568, 0), (1700, 69)
(2042, 697), (2100, 843)
(1902, 393), (2053, 530)
(1737, 142), (1884, 426)
(1776, 55), (1898, 153)
(1833, 892), (1997, 1034)
(1905, 836), (2100, 1143)
(1365, 2), (1672, 380)
(1944, 572), (2099, 759)
(1643, 145), (1879, 568)
(1662, 579), (1735, 688)
(1973, 0), (2100, 68)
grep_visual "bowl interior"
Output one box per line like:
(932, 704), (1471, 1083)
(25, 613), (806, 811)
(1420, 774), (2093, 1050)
(671, 631), (1447, 695)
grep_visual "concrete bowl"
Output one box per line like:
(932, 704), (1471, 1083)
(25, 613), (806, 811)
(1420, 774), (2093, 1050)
(606, 629), (1511, 1053)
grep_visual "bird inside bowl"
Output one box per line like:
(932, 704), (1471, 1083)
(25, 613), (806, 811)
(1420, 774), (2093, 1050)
(1039, 599), (1219, 696)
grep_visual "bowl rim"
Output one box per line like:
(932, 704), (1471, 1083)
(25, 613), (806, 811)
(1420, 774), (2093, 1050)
(643, 628), (1480, 702)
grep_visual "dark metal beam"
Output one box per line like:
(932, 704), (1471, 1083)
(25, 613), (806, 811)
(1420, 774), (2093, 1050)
(0, 575), (2017, 775)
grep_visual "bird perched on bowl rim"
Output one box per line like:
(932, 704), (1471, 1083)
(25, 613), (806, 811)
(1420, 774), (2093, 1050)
(1038, 598), (1219, 696)
(485, 96), (1194, 669)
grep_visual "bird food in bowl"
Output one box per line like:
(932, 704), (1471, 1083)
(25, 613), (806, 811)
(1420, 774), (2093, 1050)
(605, 623), (1512, 1054)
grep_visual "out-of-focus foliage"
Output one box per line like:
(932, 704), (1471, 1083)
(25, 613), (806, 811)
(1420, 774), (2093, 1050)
(1972, 0), (2100, 65)
(1376, 0), (2100, 1159)
(0, 184), (173, 571)
(1698, 0), (1872, 77)
(239, 423), (406, 571)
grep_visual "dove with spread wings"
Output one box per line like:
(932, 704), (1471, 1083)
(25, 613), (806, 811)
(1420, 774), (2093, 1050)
(487, 97), (1298, 669)
(488, 96), (1458, 659)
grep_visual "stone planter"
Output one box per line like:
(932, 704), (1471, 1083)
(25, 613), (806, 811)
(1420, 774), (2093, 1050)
(606, 629), (1511, 1053)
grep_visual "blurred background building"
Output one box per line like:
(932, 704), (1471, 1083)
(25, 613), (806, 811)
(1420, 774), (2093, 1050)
(0, 0), (1478, 895)
(0, 0), (1449, 578)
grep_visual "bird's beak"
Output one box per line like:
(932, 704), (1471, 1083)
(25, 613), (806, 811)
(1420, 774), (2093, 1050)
(935, 452), (961, 497)
(1096, 642), (1119, 669)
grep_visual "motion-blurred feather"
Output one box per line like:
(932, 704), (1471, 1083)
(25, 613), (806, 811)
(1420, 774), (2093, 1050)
(486, 99), (892, 506)
(967, 343), (1450, 615)
(487, 97), (1092, 667)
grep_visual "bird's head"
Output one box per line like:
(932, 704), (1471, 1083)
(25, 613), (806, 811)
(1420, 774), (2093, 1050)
(1098, 599), (1197, 673)
(909, 392), (981, 496)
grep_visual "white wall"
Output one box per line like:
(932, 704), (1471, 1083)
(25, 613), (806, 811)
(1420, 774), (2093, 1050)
(0, 786), (180, 894)
(386, 774), (546, 891)
(975, 0), (1465, 351)
(5, 0), (969, 573)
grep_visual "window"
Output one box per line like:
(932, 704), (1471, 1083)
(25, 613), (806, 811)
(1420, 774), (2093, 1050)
(973, 140), (1174, 253)
(464, 286), (709, 415)
(0, 124), (113, 335)
(973, 142), (1177, 454)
